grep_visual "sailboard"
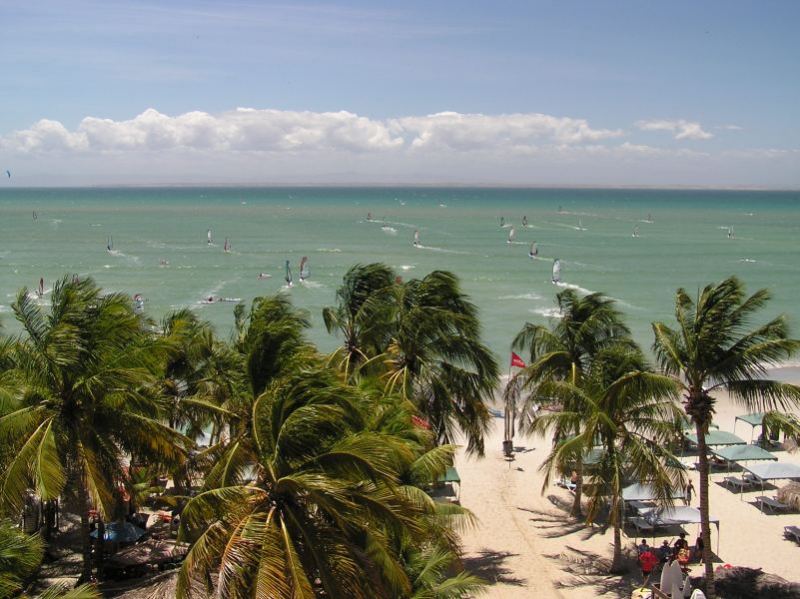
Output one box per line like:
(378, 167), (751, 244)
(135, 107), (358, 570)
(529, 241), (538, 259)
(551, 259), (561, 284)
(299, 256), (309, 281)
(285, 259), (293, 287)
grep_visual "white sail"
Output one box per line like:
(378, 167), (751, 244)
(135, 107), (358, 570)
(413, 229), (420, 246)
(207, 228), (213, 244)
(507, 226), (516, 243)
(299, 256), (309, 281)
(529, 241), (538, 258)
(224, 238), (230, 252)
(633, 226), (640, 238)
(106, 236), (113, 252)
(551, 259), (561, 284)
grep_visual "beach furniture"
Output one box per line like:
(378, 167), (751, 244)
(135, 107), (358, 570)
(755, 496), (791, 514)
(722, 476), (756, 492)
(784, 526), (800, 544)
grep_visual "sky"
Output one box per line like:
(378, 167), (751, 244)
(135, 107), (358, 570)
(1, 1), (798, 187)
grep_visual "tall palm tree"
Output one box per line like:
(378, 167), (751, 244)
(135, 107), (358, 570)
(0, 520), (99, 599)
(652, 276), (800, 597)
(323, 263), (396, 376)
(511, 290), (630, 516)
(380, 271), (499, 456)
(0, 277), (187, 582)
(530, 345), (684, 572)
(177, 367), (427, 598)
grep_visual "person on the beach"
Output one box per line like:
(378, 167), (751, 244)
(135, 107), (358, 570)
(638, 547), (658, 582)
(694, 536), (705, 563)
(637, 539), (650, 555)
(673, 532), (689, 553)
(657, 540), (672, 566)
(685, 479), (695, 505)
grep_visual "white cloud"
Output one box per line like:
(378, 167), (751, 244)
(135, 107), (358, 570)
(1, 108), (622, 155)
(635, 119), (713, 140)
(391, 111), (623, 150)
(717, 124), (743, 131)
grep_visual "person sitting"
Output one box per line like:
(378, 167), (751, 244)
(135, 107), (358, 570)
(637, 539), (650, 555)
(657, 540), (672, 566)
(673, 532), (689, 552)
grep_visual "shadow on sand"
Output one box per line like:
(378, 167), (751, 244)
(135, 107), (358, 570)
(462, 549), (527, 587)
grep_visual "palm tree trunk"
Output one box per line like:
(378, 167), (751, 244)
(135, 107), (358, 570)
(571, 458), (583, 518)
(695, 424), (716, 598)
(77, 479), (93, 583)
(610, 520), (623, 574)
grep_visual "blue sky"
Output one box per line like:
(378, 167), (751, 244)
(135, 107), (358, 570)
(1, 1), (798, 186)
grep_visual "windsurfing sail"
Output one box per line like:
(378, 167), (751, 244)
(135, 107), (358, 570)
(499, 216), (505, 227)
(285, 259), (293, 286)
(299, 256), (309, 281)
(551, 259), (561, 284)
(507, 226), (516, 243)
(578, 218), (584, 230)
(633, 226), (640, 238)
(107, 236), (113, 252)
(727, 226), (734, 239)
(32, 211), (38, 221)
(529, 241), (538, 258)
(37, 278), (44, 298)
(522, 215), (528, 227)
(207, 228), (213, 245)
(224, 238), (230, 252)
(413, 229), (420, 246)
(367, 212), (373, 221)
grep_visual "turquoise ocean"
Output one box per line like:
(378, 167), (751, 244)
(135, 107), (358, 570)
(1, 187), (799, 363)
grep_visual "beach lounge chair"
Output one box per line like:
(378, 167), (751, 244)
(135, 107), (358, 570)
(783, 526), (800, 544)
(722, 476), (754, 492)
(756, 496), (791, 514)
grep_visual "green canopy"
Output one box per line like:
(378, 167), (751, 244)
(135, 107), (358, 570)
(735, 412), (765, 427)
(711, 444), (777, 463)
(437, 467), (461, 484)
(684, 430), (746, 447)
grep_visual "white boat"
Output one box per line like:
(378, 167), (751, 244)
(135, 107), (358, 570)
(413, 230), (420, 247)
(551, 259), (561, 284)
(528, 241), (538, 259)
(299, 256), (309, 282)
(507, 227), (516, 244)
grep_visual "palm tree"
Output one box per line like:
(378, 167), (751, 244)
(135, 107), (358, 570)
(177, 367), (428, 598)
(0, 277), (187, 582)
(379, 271), (499, 456)
(532, 345), (684, 572)
(652, 276), (800, 597)
(511, 289), (630, 516)
(323, 263), (396, 376)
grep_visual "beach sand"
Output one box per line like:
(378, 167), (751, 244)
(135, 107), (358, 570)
(455, 375), (800, 597)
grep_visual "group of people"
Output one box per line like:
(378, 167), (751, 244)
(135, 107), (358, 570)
(637, 532), (705, 581)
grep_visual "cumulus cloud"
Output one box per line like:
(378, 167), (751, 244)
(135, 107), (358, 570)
(635, 119), (713, 140)
(0, 108), (622, 155)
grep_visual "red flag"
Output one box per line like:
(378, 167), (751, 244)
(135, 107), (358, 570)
(510, 352), (526, 368)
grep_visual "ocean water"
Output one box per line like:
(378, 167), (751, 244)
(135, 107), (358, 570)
(1, 187), (799, 363)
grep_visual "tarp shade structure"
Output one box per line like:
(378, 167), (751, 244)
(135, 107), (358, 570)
(711, 445), (777, 463)
(648, 506), (721, 553)
(622, 483), (685, 503)
(743, 462), (800, 482)
(734, 412), (766, 442)
(684, 430), (746, 447)
(437, 467), (461, 484)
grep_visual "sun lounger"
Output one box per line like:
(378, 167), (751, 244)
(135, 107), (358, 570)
(757, 496), (791, 514)
(784, 526), (800, 544)
(722, 476), (755, 492)
(629, 517), (656, 534)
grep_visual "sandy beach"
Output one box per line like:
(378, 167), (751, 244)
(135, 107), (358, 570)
(455, 374), (800, 597)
